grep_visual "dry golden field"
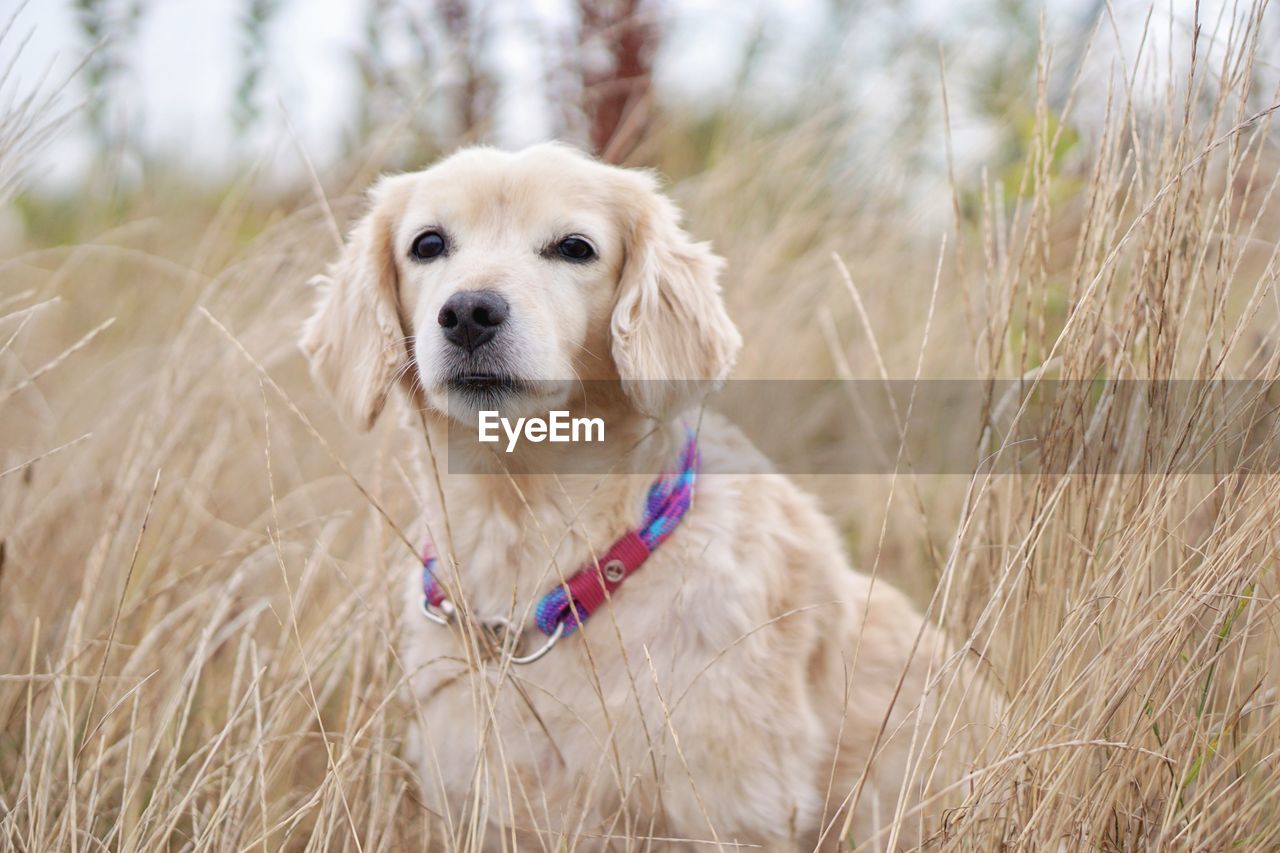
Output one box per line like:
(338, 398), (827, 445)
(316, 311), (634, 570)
(4, 2), (1280, 849)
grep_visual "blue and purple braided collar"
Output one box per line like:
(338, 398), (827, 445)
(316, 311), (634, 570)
(421, 428), (700, 639)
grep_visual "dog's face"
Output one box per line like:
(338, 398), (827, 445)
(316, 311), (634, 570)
(300, 143), (740, 429)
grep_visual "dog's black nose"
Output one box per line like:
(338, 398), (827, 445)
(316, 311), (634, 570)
(438, 290), (509, 353)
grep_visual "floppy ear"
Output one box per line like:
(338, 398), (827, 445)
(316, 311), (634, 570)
(299, 182), (405, 431)
(610, 174), (742, 419)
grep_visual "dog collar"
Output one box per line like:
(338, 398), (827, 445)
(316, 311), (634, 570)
(419, 428), (700, 663)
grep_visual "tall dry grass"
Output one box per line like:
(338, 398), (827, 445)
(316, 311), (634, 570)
(4, 2), (1280, 849)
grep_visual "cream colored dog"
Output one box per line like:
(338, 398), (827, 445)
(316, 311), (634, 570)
(301, 143), (991, 851)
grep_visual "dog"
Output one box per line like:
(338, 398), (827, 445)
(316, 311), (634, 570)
(301, 143), (992, 850)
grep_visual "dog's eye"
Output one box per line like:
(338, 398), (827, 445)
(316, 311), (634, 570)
(410, 230), (447, 261)
(555, 236), (596, 262)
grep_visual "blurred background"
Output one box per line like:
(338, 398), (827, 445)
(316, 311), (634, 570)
(8, 0), (1269, 238)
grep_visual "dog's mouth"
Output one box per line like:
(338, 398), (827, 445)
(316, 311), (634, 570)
(446, 373), (526, 394)
(444, 372), (529, 409)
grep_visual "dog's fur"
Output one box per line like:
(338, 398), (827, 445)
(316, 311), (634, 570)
(301, 143), (991, 850)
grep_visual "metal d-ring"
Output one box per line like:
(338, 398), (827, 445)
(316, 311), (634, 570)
(420, 595), (456, 626)
(422, 599), (564, 664)
(507, 620), (565, 665)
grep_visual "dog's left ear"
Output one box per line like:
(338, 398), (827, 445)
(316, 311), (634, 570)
(610, 173), (742, 418)
(299, 177), (407, 431)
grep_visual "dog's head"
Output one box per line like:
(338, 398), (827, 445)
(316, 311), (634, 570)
(300, 143), (740, 429)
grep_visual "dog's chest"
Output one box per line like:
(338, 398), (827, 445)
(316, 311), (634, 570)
(399, 591), (688, 818)
(399, 564), (830, 848)
(398, 476), (837, 844)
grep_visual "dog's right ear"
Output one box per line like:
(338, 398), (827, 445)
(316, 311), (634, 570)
(299, 179), (406, 431)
